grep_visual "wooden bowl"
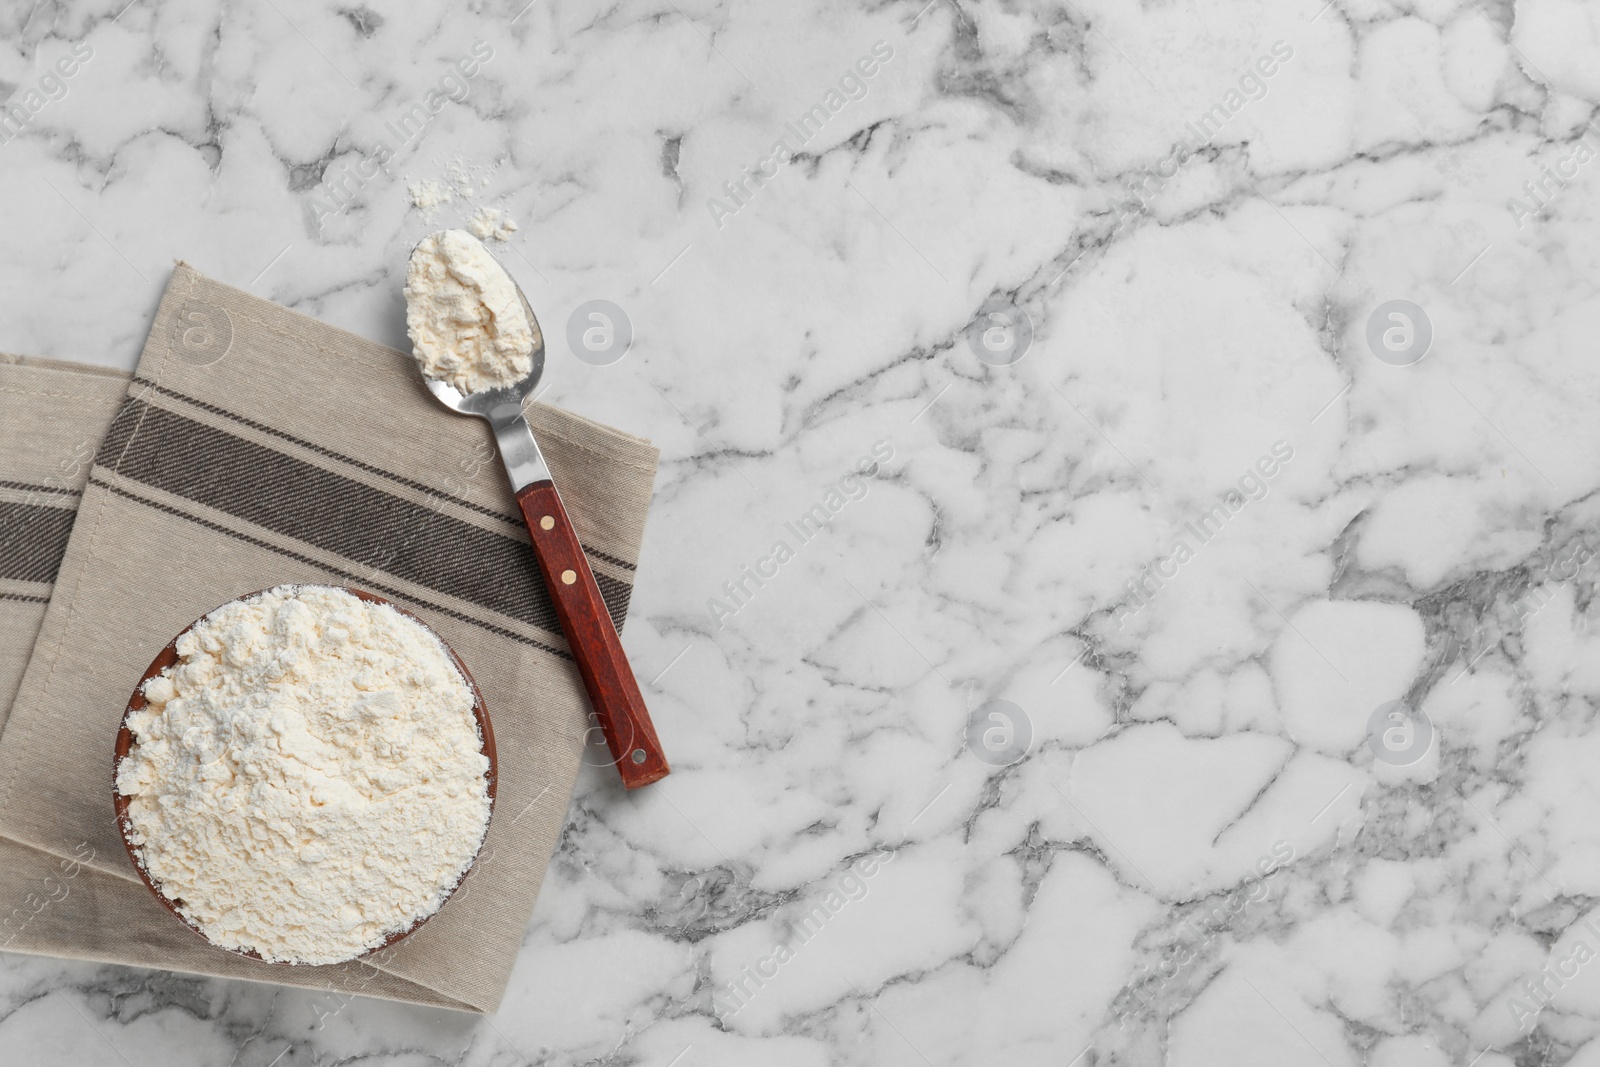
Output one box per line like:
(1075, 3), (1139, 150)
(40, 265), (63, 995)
(112, 586), (497, 966)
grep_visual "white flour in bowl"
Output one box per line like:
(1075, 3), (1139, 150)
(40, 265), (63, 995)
(404, 228), (536, 394)
(115, 585), (492, 965)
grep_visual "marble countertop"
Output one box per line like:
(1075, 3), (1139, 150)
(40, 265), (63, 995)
(5, 0), (1600, 1063)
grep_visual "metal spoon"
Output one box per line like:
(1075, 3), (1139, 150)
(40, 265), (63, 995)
(408, 233), (669, 789)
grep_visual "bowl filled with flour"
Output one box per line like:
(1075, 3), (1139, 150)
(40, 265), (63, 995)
(113, 585), (496, 966)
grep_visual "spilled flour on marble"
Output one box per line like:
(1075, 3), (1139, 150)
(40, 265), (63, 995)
(407, 178), (453, 220)
(468, 206), (518, 241)
(115, 585), (492, 965)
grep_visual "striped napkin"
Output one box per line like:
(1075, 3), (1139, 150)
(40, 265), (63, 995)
(0, 266), (658, 1012)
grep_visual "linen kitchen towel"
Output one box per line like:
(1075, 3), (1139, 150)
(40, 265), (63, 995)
(0, 266), (659, 1012)
(0, 354), (130, 717)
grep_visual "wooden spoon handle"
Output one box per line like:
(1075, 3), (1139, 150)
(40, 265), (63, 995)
(515, 480), (669, 789)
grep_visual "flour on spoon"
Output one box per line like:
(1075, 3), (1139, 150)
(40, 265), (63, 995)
(405, 229), (536, 394)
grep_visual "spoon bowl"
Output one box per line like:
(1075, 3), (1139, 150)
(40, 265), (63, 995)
(417, 249), (546, 418)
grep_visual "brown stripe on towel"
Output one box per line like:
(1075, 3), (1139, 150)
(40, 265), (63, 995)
(0, 501), (77, 584)
(93, 398), (633, 634)
(129, 377), (641, 572)
(0, 481), (81, 498)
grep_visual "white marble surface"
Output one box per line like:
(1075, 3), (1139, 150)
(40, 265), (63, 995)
(5, 0), (1600, 1063)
